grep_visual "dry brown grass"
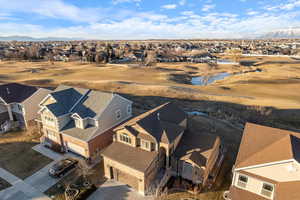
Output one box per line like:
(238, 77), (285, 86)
(0, 57), (300, 109)
(0, 130), (52, 179)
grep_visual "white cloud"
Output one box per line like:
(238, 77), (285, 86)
(265, 0), (300, 11)
(0, 0), (299, 39)
(202, 4), (216, 12)
(1, 11), (299, 40)
(247, 11), (259, 16)
(162, 4), (177, 10)
(0, 0), (105, 23)
(179, 0), (187, 6)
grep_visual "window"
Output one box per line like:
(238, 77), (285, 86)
(237, 174), (248, 188)
(261, 183), (274, 198)
(127, 105), (132, 114)
(141, 139), (149, 150)
(120, 133), (131, 144)
(17, 104), (23, 112)
(47, 130), (57, 141)
(116, 110), (121, 120)
(44, 116), (55, 126)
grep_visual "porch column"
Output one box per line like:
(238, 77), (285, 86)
(166, 150), (170, 168)
(7, 104), (13, 121)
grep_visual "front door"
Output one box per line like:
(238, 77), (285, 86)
(109, 166), (114, 179)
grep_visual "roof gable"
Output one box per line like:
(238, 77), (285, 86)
(235, 123), (300, 169)
(115, 102), (187, 143)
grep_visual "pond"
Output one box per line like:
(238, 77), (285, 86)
(186, 111), (208, 116)
(217, 59), (239, 65)
(191, 72), (231, 85)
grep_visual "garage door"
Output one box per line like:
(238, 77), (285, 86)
(116, 169), (139, 190)
(66, 142), (86, 156)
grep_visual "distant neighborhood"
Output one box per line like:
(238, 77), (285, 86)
(0, 39), (300, 64)
(0, 82), (299, 200)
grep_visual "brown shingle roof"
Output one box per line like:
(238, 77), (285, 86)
(102, 142), (158, 172)
(276, 181), (300, 200)
(114, 102), (187, 144)
(235, 123), (300, 169)
(175, 131), (220, 167)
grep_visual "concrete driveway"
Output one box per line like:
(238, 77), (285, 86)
(24, 160), (64, 193)
(88, 180), (154, 200)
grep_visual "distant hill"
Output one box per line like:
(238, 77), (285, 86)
(260, 28), (300, 39)
(0, 35), (82, 41)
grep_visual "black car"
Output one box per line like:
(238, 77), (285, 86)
(49, 158), (78, 178)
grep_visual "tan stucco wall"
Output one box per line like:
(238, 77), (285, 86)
(233, 171), (274, 199)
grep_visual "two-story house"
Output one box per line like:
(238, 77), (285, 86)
(102, 102), (222, 196)
(227, 123), (300, 200)
(38, 85), (132, 159)
(0, 83), (51, 133)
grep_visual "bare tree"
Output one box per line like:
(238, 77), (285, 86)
(145, 50), (157, 66)
(76, 159), (93, 183)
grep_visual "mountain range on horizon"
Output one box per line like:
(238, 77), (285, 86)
(0, 28), (300, 41)
(260, 28), (300, 39)
(0, 36), (83, 42)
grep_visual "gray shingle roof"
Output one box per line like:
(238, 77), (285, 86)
(61, 120), (98, 141)
(23, 88), (52, 121)
(71, 90), (113, 118)
(47, 86), (89, 116)
(0, 83), (38, 103)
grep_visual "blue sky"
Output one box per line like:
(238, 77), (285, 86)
(0, 0), (299, 39)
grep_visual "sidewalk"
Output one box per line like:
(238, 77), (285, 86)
(32, 144), (64, 160)
(0, 144), (93, 200)
(0, 168), (51, 200)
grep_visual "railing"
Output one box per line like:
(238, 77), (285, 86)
(155, 168), (176, 197)
(0, 120), (19, 134)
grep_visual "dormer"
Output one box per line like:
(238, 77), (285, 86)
(71, 113), (85, 129)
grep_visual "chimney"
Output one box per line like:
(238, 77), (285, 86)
(157, 112), (160, 120)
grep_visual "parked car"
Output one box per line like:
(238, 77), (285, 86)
(49, 158), (78, 178)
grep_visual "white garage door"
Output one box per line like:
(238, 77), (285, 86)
(66, 142), (86, 156)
